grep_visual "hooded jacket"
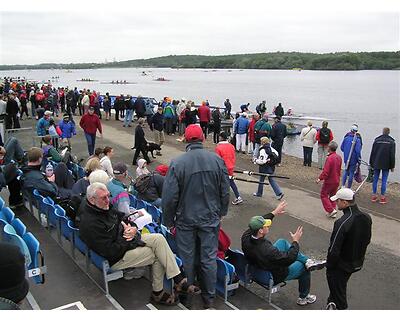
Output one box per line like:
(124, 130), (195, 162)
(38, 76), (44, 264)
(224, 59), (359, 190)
(241, 213), (299, 284)
(234, 116), (250, 135)
(369, 134), (396, 170)
(58, 120), (76, 139)
(135, 173), (165, 202)
(136, 159), (150, 177)
(78, 199), (144, 266)
(215, 141), (236, 176)
(162, 142), (230, 229)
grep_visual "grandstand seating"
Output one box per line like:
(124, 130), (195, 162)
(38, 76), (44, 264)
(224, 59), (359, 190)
(23, 232), (47, 284)
(216, 258), (239, 302)
(11, 217), (27, 236)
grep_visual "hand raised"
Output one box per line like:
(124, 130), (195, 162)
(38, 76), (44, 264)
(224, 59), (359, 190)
(272, 200), (286, 216)
(290, 226), (303, 242)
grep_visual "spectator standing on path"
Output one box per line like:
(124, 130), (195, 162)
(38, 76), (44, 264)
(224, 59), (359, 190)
(123, 95), (134, 127)
(79, 106), (103, 156)
(36, 110), (52, 136)
(163, 100), (175, 135)
(340, 124), (362, 188)
(5, 93), (20, 129)
(198, 101), (211, 139)
(326, 188), (372, 310)
(316, 141), (342, 218)
(316, 121), (334, 169)
(211, 107), (222, 144)
(274, 102), (284, 118)
(132, 118), (151, 165)
(253, 113), (272, 160)
(248, 113), (259, 154)
(57, 113), (76, 149)
(270, 116), (287, 166)
(149, 107), (165, 156)
(224, 98), (232, 119)
(162, 124), (230, 309)
(369, 127), (396, 204)
(253, 137), (284, 200)
(300, 120), (317, 167)
(234, 112), (250, 154)
(134, 95), (146, 119)
(215, 132), (243, 205)
(241, 201), (326, 307)
(103, 92), (111, 121)
(81, 91), (90, 114)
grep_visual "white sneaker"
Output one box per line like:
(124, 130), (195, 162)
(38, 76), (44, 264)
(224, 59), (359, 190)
(232, 197), (243, 205)
(326, 302), (337, 310)
(305, 259), (326, 271)
(327, 209), (337, 218)
(296, 294), (317, 306)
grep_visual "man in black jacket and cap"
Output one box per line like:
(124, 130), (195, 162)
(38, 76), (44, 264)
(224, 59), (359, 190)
(326, 188), (372, 310)
(79, 182), (199, 306)
(241, 201), (326, 306)
(270, 116), (287, 165)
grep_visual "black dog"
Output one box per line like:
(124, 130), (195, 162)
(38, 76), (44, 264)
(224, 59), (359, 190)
(146, 142), (162, 158)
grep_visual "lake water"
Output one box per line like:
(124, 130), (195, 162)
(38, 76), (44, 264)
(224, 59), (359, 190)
(2, 67), (399, 182)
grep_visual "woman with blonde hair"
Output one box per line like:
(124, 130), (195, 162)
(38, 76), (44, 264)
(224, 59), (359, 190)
(71, 157), (101, 195)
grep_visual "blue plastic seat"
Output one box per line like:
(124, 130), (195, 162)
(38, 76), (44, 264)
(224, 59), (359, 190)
(216, 258), (239, 302)
(3, 224), (32, 267)
(1, 207), (15, 223)
(77, 165), (86, 179)
(128, 193), (137, 208)
(147, 205), (161, 224)
(60, 216), (75, 258)
(23, 232), (47, 284)
(225, 248), (252, 284)
(136, 199), (147, 210)
(11, 218), (27, 237)
(69, 223), (90, 272)
(0, 196), (5, 210)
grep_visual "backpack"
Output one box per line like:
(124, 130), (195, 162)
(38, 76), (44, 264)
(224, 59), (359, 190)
(57, 194), (83, 223)
(264, 146), (279, 166)
(319, 127), (331, 144)
(134, 173), (152, 194)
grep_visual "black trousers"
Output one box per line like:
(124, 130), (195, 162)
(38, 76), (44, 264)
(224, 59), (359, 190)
(213, 127), (221, 144)
(200, 121), (208, 139)
(8, 177), (23, 206)
(303, 146), (313, 166)
(326, 268), (352, 310)
(132, 146), (151, 165)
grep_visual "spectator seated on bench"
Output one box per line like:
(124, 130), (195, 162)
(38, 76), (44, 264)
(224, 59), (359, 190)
(78, 182), (200, 306)
(19, 147), (71, 201)
(241, 201), (326, 306)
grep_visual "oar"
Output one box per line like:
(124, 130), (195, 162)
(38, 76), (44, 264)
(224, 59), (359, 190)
(233, 177), (269, 185)
(234, 169), (290, 179)
(354, 175), (369, 194)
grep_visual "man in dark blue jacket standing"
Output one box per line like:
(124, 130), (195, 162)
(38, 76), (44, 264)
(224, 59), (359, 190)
(149, 107), (165, 155)
(369, 127), (396, 204)
(270, 117), (287, 165)
(340, 124), (362, 188)
(162, 124), (230, 309)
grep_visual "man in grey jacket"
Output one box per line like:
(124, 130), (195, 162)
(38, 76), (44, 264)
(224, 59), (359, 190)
(162, 124), (230, 309)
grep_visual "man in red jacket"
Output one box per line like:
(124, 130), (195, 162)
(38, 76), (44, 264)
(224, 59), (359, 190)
(215, 132), (243, 205)
(198, 101), (211, 139)
(79, 106), (103, 156)
(316, 141), (342, 218)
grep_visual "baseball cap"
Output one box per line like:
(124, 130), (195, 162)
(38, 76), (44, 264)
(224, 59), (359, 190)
(330, 188), (354, 201)
(113, 162), (128, 175)
(248, 216), (272, 231)
(184, 124), (204, 142)
(44, 110), (52, 116)
(88, 106), (95, 111)
(351, 124), (359, 132)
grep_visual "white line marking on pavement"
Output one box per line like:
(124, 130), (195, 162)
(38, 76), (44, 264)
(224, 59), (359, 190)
(106, 294), (124, 310)
(225, 301), (239, 310)
(146, 303), (158, 310)
(53, 301), (87, 310)
(26, 291), (41, 310)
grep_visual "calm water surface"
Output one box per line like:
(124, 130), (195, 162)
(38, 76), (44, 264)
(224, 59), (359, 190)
(2, 68), (399, 181)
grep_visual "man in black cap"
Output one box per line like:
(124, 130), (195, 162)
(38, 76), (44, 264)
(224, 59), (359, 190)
(241, 201), (326, 306)
(0, 242), (29, 306)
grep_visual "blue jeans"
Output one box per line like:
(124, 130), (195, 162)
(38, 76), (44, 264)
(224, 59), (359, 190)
(256, 166), (282, 197)
(229, 178), (240, 199)
(124, 109), (134, 126)
(372, 169), (389, 195)
(253, 143), (260, 160)
(342, 163), (356, 188)
(274, 239), (310, 298)
(84, 132), (96, 156)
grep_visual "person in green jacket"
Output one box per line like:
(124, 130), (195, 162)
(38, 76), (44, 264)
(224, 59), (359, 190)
(253, 113), (272, 159)
(41, 135), (62, 162)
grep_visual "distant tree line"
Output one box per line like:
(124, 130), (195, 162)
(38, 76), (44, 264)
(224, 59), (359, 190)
(1, 52), (399, 71)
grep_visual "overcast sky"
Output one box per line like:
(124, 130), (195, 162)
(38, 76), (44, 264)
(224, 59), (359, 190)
(0, 0), (399, 65)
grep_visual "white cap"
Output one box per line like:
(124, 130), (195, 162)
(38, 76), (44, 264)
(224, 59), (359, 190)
(44, 111), (52, 116)
(242, 112), (248, 117)
(330, 188), (354, 201)
(351, 124), (358, 132)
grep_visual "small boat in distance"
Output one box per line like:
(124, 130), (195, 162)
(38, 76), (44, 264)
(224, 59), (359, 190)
(76, 78), (99, 82)
(100, 80), (136, 84)
(154, 77), (171, 82)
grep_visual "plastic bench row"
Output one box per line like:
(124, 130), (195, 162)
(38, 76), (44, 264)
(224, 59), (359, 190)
(0, 197), (46, 284)
(225, 249), (286, 306)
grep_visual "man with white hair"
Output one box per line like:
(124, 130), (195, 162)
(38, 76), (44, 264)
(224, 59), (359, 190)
(326, 188), (372, 310)
(79, 182), (200, 306)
